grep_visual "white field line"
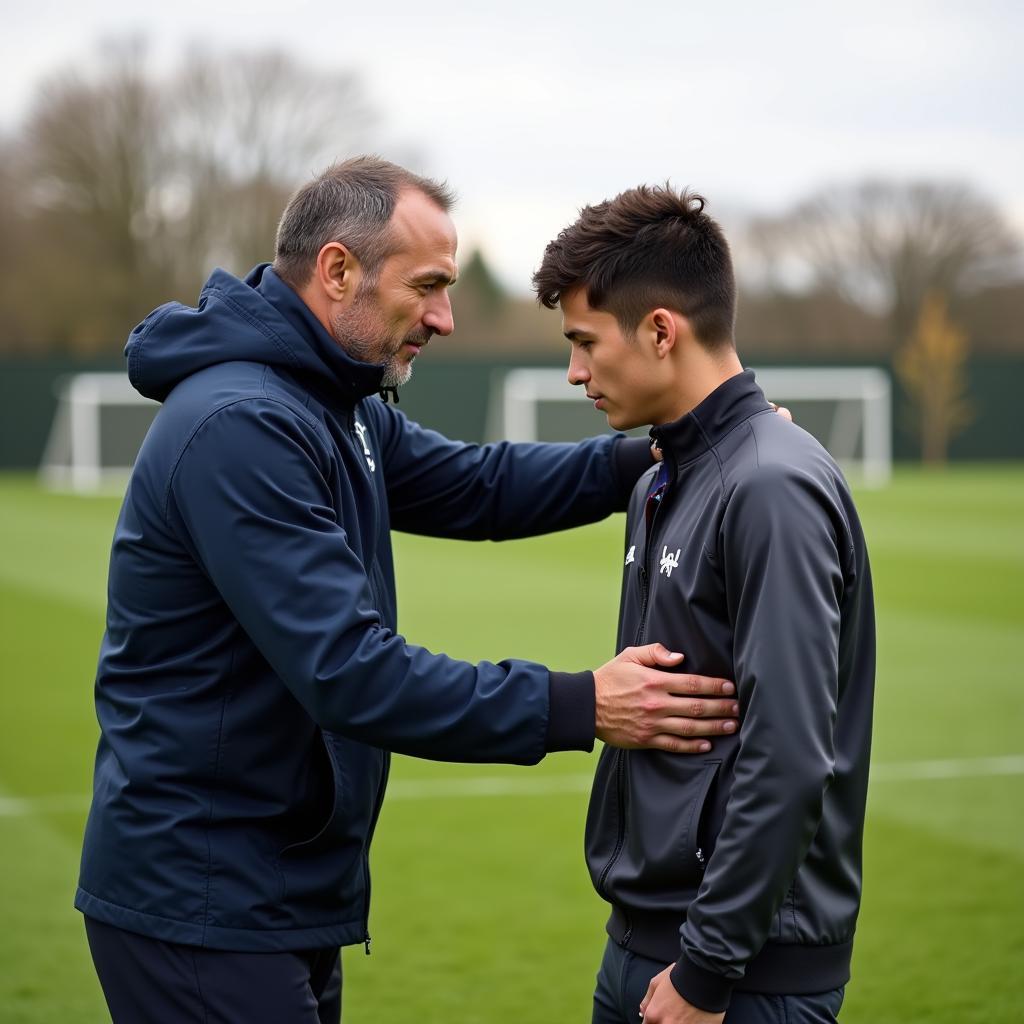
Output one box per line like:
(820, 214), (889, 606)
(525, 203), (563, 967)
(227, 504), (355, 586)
(868, 754), (1024, 782)
(0, 793), (93, 816)
(2, 755), (1023, 818)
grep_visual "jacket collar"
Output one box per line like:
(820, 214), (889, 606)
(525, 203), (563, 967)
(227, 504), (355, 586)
(253, 265), (387, 404)
(649, 369), (771, 467)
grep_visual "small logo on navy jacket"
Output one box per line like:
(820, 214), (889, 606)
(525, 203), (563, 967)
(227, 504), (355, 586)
(354, 419), (375, 473)
(625, 544), (636, 566)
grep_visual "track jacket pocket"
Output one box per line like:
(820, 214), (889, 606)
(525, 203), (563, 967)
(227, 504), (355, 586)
(613, 757), (722, 905)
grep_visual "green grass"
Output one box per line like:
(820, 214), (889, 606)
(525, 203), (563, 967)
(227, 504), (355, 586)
(0, 467), (1022, 1022)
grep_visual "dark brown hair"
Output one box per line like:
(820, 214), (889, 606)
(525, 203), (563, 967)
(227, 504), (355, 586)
(533, 184), (735, 347)
(274, 156), (455, 288)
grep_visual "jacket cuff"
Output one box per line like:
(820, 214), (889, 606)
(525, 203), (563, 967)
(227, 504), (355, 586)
(545, 671), (596, 752)
(670, 954), (734, 1014)
(611, 437), (655, 507)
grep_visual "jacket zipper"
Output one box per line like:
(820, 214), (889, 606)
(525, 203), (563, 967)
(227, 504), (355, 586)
(596, 748), (628, 899)
(634, 565), (650, 646)
(619, 470), (675, 945)
(337, 404), (388, 955)
(346, 401), (382, 955)
(361, 750), (390, 954)
(594, 751), (634, 946)
(634, 479), (670, 646)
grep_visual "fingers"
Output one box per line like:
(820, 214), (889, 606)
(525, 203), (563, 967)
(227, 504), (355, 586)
(637, 662), (734, 695)
(639, 964), (673, 1019)
(640, 980), (655, 1016)
(647, 734), (717, 754)
(628, 643), (685, 668)
(663, 697), (739, 720)
(622, 648), (737, 697)
(653, 712), (737, 741)
(628, 709), (738, 750)
(593, 653), (739, 751)
(667, 672), (735, 696)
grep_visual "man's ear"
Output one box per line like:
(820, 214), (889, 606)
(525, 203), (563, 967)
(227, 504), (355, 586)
(315, 242), (362, 304)
(643, 308), (680, 359)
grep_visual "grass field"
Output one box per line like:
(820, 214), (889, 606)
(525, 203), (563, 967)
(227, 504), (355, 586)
(0, 466), (1022, 1023)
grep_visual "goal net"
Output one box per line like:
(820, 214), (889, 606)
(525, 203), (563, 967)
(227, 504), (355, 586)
(489, 366), (892, 486)
(39, 373), (159, 493)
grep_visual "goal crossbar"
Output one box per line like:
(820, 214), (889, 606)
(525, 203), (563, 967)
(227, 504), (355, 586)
(494, 366), (892, 486)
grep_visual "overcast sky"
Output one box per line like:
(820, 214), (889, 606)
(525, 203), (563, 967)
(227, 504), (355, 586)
(4, 0), (1022, 292)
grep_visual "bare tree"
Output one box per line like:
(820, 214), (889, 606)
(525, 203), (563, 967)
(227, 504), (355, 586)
(1, 40), (377, 352)
(168, 48), (375, 277)
(0, 136), (32, 348)
(746, 180), (1020, 347)
(19, 39), (174, 349)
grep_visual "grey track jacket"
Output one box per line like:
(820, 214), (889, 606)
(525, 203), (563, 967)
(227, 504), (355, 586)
(584, 370), (876, 1012)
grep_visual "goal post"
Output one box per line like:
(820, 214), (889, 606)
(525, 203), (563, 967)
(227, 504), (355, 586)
(39, 373), (159, 493)
(752, 367), (891, 486)
(489, 366), (892, 487)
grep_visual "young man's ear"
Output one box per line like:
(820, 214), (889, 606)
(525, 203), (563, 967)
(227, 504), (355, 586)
(644, 308), (680, 359)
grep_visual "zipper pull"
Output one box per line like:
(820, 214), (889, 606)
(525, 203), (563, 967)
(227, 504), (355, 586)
(364, 934), (372, 956)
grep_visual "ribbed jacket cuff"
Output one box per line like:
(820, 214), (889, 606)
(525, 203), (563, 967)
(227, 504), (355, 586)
(545, 671), (596, 752)
(670, 954), (734, 1014)
(611, 437), (654, 507)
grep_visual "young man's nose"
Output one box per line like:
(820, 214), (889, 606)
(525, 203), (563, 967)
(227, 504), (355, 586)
(567, 355), (590, 386)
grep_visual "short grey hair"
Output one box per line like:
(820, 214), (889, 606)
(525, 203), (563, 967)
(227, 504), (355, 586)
(273, 156), (455, 288)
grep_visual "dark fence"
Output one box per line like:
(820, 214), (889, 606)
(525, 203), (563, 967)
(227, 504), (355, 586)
(2, 353), (1022, 469)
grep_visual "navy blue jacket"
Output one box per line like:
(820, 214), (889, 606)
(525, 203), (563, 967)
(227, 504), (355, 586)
(76, 265), (649, 951)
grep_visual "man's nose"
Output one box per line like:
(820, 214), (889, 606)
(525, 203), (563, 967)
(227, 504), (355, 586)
(567, 352), (589, 386)
(423, 292), (454, 337)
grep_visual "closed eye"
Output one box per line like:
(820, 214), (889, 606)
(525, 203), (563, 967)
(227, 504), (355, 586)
(565, 330), (595, 351)
(414, 275), (457, 294)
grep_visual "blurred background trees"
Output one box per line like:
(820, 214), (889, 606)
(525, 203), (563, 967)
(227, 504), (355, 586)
(3, 40), (373, 354)
(0, 38), (1022, 464)
(743, 180), (1020, 351)
(741, 181), (1021, 460)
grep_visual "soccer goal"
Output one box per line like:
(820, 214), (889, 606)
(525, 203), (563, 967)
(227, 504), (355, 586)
(489, 366), (892, 486)
(39, 373), (159, 493)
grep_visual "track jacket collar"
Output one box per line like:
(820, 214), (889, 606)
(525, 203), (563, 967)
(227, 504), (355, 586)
(650, 369), (772, 468)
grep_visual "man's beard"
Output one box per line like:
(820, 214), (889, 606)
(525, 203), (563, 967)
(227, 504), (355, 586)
(329, 291), (428, 389)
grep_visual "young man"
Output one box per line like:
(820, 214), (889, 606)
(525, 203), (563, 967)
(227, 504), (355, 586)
(76, 160), (742, 1023)
(534, 186), (876, 1024)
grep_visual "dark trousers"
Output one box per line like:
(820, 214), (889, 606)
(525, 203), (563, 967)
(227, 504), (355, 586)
(592, 938), (845, 1023)
(85, 916), (342, 1024)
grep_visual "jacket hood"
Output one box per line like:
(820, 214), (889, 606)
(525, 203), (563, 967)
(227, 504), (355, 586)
(126, 264), (386, 403)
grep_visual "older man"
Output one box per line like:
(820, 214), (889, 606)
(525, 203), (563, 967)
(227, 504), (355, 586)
(76, 158), (739, 1023)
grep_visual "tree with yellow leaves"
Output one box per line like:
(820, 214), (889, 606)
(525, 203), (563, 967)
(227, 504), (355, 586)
(895, 293), (974, 463)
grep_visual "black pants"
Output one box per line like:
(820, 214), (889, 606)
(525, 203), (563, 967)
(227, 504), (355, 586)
(592, 938), (845, 1023)
(85, 916), (342, 1024)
